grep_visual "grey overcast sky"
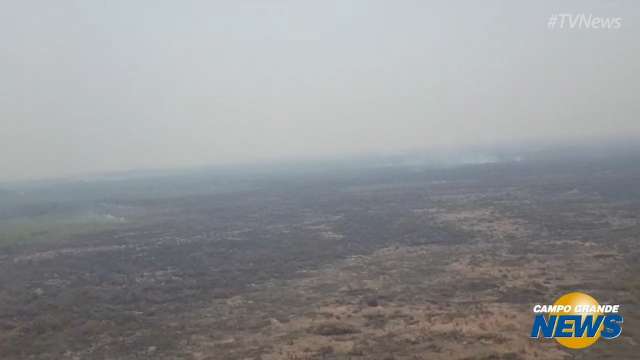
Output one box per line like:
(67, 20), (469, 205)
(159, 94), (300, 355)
(1, 1), (639, 180)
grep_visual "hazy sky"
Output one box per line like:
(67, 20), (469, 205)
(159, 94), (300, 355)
(1, 1), (639, 180)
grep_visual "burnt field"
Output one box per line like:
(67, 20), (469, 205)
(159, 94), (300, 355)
(1, 156), (639, 359)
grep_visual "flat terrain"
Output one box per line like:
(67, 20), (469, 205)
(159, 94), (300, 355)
(1, 156), (639, 359)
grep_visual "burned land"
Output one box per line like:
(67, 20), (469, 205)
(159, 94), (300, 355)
(1, 155), (639, 359)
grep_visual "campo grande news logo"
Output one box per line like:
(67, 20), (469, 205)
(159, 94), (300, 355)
(530, 292), (623, 349)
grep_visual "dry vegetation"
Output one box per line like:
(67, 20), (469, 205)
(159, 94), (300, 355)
(1, 160), (639, 359)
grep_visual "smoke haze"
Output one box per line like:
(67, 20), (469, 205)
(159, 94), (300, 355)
(1, 0), (639, 180)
